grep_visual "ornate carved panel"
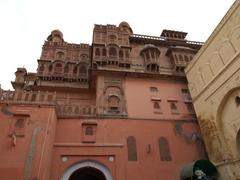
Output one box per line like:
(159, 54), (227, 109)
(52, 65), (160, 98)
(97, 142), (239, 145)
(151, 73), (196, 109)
(97, 77), (127, 116)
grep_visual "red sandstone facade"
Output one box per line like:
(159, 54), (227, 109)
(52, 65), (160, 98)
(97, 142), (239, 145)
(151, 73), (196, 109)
(0, 22), (205, 180)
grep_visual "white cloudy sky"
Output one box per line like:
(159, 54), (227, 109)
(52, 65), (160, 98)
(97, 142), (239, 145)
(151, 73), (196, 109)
(0, 0), (235, 89)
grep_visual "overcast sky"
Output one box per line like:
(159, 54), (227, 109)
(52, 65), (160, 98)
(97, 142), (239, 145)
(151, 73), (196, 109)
(0, 0), (235, 89)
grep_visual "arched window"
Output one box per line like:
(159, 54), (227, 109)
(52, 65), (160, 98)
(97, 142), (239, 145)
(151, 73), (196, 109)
(184, 55), (189, 62)
(102, 48), (106, 56)
(109, 34), (117, 42)
(47, 94), (53, 101)
(147, 64), (159, 72)
(174, 54), (178, 61)
(95, 48), (100, 56)
(64, 65), (69, 73)
(109, 47), (117, 57)
(79, 66), (87, 75)
(15, 119), (24, 128)
(85, 126), (93, 135)
(179, 54), (183, 62)
(14, 119), (25, 136)
(39, 64), (44, 72)
(48, 64), (53, 73)
(170, 102), (177, 111)
(80, 54), (88, 61)
(73, 66), (78, 75)
(151, 50), (155, 59)
(57, 52), (64, 59)
(125, 51), (129, 58)
(159, 137), (172, 161)
(119, 50), (124, 58)
(146, 52), (150, 60)
(55, 63), (62, 68)
(154, 101), (160, 109)
(127, 136), (138, 161)
(54, 63), (63, 74)
(108, 95), (120, 112)
(31, 94), (36, 101)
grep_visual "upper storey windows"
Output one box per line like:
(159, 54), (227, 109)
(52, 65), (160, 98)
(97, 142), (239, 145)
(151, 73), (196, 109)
(73, 66), (78, 75)
(37, 60), (89, 80)
(54, 63), (63, 75)
(109, 47), (117, 57)
(140, 44), (161, 73)
(56, 51), (65, 60)
(166, 46), (196, 74)
(49, 65), (53, 73)
(102, 48), (107, 57)
(125, 51), (129, 58)
(108, 34), (117, 44)
(95, 48), (100, 57)
(64, 65), (69, 74)
(38, 64), (44, 74)
(108, 95), (120, 112)
(47, 29), (64, 43)
(146, 64), (159, 73)
(79, 65), (87, 76)
(93, 21), (132, 46)
(103, 85), (126, 115)
(93, 46), (130, 60)
(140, 44), (161, 62)
(119, 50), (124, 58)
(80, 54), (89, 61)
(42, 29), (91, 64)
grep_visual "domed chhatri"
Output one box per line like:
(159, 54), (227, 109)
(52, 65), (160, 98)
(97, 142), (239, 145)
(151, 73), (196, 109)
(47, 29), (64, 42)
(119, 21), (133, 34)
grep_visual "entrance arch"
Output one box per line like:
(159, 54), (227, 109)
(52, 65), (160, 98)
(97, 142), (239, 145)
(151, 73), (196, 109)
(61, 160), (113, 180)
(217, 87), (240, 159)
(69, 167), (106, 180)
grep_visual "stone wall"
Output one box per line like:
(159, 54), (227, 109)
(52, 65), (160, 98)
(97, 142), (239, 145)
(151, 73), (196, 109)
(185, 1), (240, 179)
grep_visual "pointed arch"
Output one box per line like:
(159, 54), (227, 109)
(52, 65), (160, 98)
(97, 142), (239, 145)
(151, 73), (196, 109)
(159, 137), (172, 161)
(61, 160), (112, 180)
(127, 136), (138, 161)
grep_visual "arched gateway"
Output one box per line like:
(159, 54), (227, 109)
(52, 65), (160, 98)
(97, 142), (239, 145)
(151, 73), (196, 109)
(61, 160), (113, 180)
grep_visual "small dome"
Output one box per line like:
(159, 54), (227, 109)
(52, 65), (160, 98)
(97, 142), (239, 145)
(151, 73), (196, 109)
(51, 29), (63, 38)
(119, 21), (130, 28)
(47, 29), (64, 42)
(119, 21), (133, 34)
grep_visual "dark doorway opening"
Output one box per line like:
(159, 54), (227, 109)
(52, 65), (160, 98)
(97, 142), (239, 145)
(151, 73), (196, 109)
(69, 167), (106, 180)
